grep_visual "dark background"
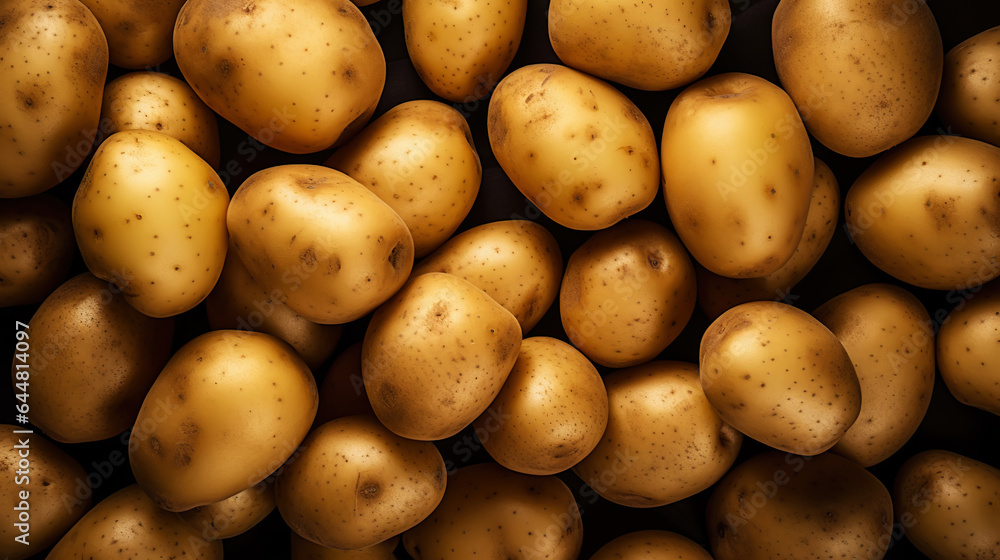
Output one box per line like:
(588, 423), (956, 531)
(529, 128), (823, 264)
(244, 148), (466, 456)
(4, 0), (1000, 558)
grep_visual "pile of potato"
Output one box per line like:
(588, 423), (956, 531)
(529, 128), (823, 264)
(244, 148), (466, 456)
(2, 0), (999, 558)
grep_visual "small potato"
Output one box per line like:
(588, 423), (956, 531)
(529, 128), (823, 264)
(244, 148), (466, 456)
(488, 64), (660, 230)
(78, 0), (186, 68)
(179, 482), (276, 540)
(0, 195), (74, 307)
(559, 219), (696, 368)
(403, 462), (583, 560)
(72, 129), (229, 318)
(844, 135), (1000, 290)
(413, 220), (563, 333)
(589, 531), (713, 560)
(662, 72), (814, 278)
(326, 100), (482, 257)
(937, 280), (1000, 415)
(315, 342), (375, 426)
(700, 301), (861, 455)
(276, 415), (446, 550)
(101, 72), (221, 167)
(474, 337), (608, 475)
(17, 273), (174, 443)
(938, 26), (1000, 147)
(573, 361), (742, 508)
(0, 428), (90, 560)
(227, 164), (414, 325)
(404, 0), (526, 102)
(291, 532), (399, 559)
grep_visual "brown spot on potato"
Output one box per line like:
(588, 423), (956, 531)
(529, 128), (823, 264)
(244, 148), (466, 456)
(358, 481), (380, 500)
(388, 241), (407, 270)
(150, 437), (161, 454)
(219, 59), (233, 78)
(175, 443), (194, 467)
(300, 247), (317, 267)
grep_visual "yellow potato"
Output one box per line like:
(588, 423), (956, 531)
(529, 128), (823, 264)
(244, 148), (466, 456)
(937, 280), (1000, 415)
(228, 164), (414, 325)
(589, 531), (713, 560)
(700, 301), (861, 455)
(404, 0), (526, 102)
(78, 0), (185, 68)
(129, 330), (318, 512)
(403, 462), (583, 560)
(72, 129), (229, 318)
(844, 135), (1000, 290)
(326, 100), (482, 257)
(412, 220), (563, 333)
(662, 72), (814, 278)
(173, 0), (385, 153)
(548, 0), (730, 91)
(179, 482), (276, 540)
(573, 361), (742, 508)
(938, 25), (1000, 147)
(276, 415), (446, 550)
(362, 272), (522, 440)
(291, 532), (399, 560)
(772, 0), (943, 157)
(315, 342), (375, 426)
(0, 0), (108, 198)
(18, 273), (174, 443)
(0, 195), (74, 307)
(488, 64), (660, 230)
(559, 219), (696, 368)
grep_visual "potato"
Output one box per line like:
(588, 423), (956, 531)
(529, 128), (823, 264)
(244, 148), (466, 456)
(129, 330), (318, 512)
(362, 272), (521, 440)
(47, 485), (222, 559)
(179, 481), (276, 540)
(315, 342), (375, 426)
(474, 336), (608, 475)
(844, 135), (1000, 290)
(697, 157), (839, 319)
(488, 64), (660, 230)
(707, 451), (893, 560)
(72, 129), (229, 318)
(325, 100), (482, 257)
(559, 219), (696, 368)
(589, 530), (713, 560)
(173, 0), (385, 154)
(700, 301), (861, 455)
(938, 26), (1000, 147)
(205, 241), (342, 370)
(276, 415), (446, 550)
(403, 462), (583, 560)
(893, 450), (1000, 560)
(413, 220), (562, 333)
(17, 273), (173, 443)
(937, 280), (1000, 416)
(101, 71), (221, 167)
(573, 361), (742, 508)
(772, 0), (943, 158)
(291, 532), (399, 560)
(0, 195), (74, 307)
(813, 284), (935, 466)
(76, 0), (184, 69)
(662, 72), (814, 278)
(0, 0), (108, 198)
(0, 428), (90, 560)
(548, 0), (730, 91)
(403, 0), (526, 102)
(227, 164), (414, 324)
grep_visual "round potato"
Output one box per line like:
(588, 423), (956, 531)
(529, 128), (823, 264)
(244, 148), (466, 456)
(0, 0), (108, 198)
(560, 219), (696, 368)
(179, 482), (276, 540)
(325, 100), (482, 257)
(276, 415), (446, 550)
(844, 135), (1000, 290)
(573, 361), (742, 508)
(228, 164), (414, 324)
(129, 330), (318, 512)
(78, 0), (185, 68)
(291, 532), (399, 560)
(700, 301), (861, 455)
(589, 531), (713, 560)
(488, 64), (660, 230)
(413, 220), (563, 333)
(315, 342), (375, 426)
(938, 25), (1000, 147)
(0, 195), (74, 307)
(548, 0), (730, 91)
(362, 272), (522, 440)
(772, 0), (943, 157)
(937, 280), (1000, 416)
(173, 0), (385, 153)
(403, 462), (583, 560)
(16, 273), (174, 443)
(662, 72), (814, 278)
(404, 0), (526, 102)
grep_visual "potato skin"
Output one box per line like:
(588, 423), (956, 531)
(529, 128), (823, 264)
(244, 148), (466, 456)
(588, 530), (713, 560)
(291, 532), (399, 560)
(938, 26), (1000, 147)
(315, 342), (375, 426)
(179, 482), (276, 540)
(0, 195), (74, 307)
(78, 0), (186, 68)
(937, 280), (1000, 415)
(0, 0), (108, 198)
(845, 135), (1000, 290)
(488, 64), (660, 230)
(772, 0), (942, 158)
